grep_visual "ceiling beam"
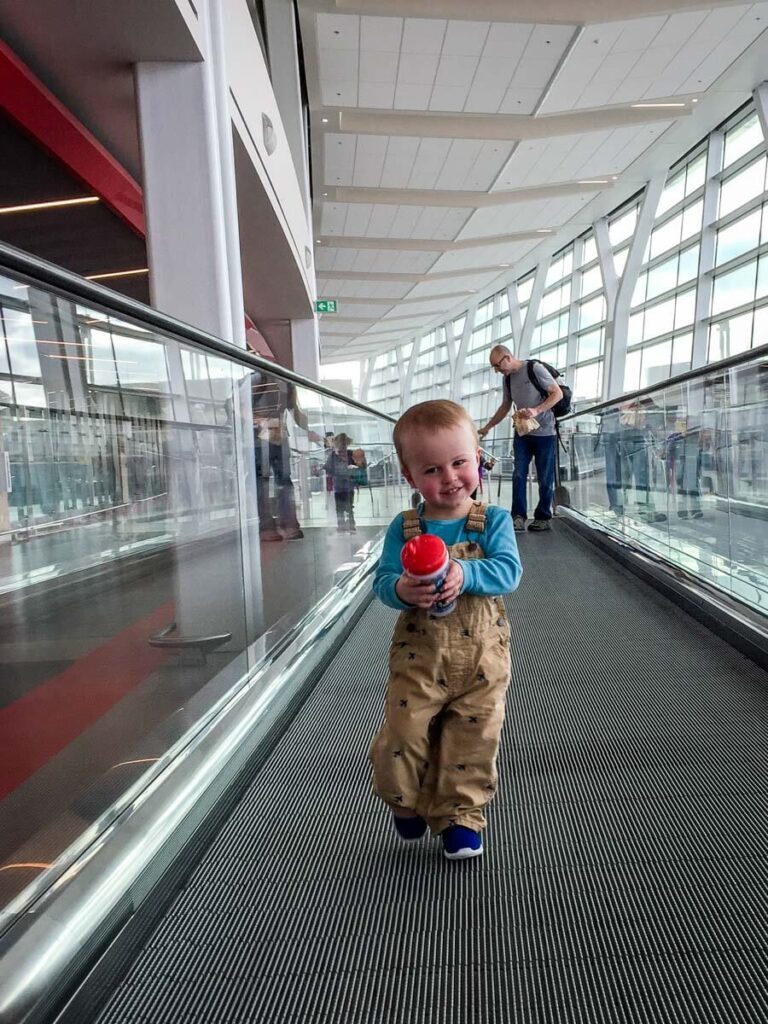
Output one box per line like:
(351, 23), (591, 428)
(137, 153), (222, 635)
(317, 230), (553, 251)
(330, 103), (690, 141)
(318, 267), (502, 282)
(324, 180), (612, 207)
(328, 0), (748, 23)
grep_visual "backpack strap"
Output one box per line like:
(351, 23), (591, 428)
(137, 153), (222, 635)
(526, 359), (548, 403)
(465, 501), (487, 534)
(401, 508), (422, 541)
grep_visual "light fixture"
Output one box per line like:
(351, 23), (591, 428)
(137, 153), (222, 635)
(0, 196), (100, 215)
(499, 263), (510, 267)
(631, 102), (686, 108)
(85, 268), (149, 281)
(536, 229), (553, 234)
(322, 117), (329, 123)
(578, 179), (610, 185)
(692, 98), (699, 103)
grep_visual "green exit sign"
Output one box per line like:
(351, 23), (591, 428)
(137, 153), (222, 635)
(315, 299), (338, 314)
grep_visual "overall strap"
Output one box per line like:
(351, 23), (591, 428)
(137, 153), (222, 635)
(401, 508), (422, 540)
(465, 501), (487, 534)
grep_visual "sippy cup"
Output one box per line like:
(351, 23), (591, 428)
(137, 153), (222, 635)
(401, 534), (456, 617)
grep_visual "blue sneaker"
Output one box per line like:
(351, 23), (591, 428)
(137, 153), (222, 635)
(392, 813), (427, 841)
(441, 825), (483, 860)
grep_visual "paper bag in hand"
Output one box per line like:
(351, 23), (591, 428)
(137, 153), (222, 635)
(514, 411), (539, 436)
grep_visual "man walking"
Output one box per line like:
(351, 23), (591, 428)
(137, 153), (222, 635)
(478, 345), (562, 533)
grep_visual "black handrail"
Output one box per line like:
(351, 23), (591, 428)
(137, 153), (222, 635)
(561, 340), (768, 421)
(0, 241), (395, 425)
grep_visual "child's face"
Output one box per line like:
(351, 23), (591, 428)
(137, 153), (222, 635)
(400, 422), (480, 518)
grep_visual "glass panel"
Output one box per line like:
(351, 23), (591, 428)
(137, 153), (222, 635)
(685, 152), (706, 194)
(609, 207), (638, 246)
(517, 276), (534, 305)
(674, 288), (696, 329)
(715, 208), (761, 265)
(650, 213), (682, 259)
(578, 295), (606, 330)
(723, 111), (763, 168)
(643, 296), (675, 340)
(712, 260), (757, 315)
(580, 264), (602, 296)
(678, 244), (700, 285)
(646, 255), (678, 300)
(573, 361), (602, 401)
(613, 247), (629, 277)
(577, 328), (603, 361)
(581, 236), (597, 265)
(719, 157), (767, 218)
(0, 262), (401, 926)
(657, 170), (685, 217)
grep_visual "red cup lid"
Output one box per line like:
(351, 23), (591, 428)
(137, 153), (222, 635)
(401, 534), (448, 576)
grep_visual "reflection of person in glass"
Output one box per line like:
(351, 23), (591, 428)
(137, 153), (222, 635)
(664, 414), (703, 519)
(596, 399), (667, 523)
(251, 375), (321, 542)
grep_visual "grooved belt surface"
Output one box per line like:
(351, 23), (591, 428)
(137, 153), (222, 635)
(96, 525), (768, 1023)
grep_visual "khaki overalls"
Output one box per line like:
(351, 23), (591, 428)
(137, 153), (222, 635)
(369, 502), (511, 834)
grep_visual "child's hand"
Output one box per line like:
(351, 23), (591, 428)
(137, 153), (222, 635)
(396, 573), (438, 608)
(434, 559), (464, 606)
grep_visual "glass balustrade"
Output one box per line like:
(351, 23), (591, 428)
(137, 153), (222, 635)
(558, 347), (768, 613)
(0, 259), (410, 925)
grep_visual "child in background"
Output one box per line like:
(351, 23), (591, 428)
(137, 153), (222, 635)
(326, 432), (356, 532)
(370, 400), (522, 860)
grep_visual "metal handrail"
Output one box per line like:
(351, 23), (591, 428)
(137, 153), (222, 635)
(0, 241), (396, 426)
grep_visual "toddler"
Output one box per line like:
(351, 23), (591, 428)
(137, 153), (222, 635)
(370, 400), (522, 859)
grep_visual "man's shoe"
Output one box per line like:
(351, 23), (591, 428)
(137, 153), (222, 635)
(512, 515), (526, 532)
(392, 813), (427, 841)
(282, 528), (304, 540)
(441, 825), (483, 860)
(259, 529), (283, 542)
(527, 519), (551, 532)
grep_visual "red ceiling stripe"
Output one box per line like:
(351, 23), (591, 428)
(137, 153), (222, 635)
(0, 40), (145, 236)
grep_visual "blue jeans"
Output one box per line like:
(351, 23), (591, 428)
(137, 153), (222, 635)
(512, 433), (556, 521)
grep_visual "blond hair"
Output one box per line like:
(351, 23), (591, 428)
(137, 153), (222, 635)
(393, 400), (478, 463)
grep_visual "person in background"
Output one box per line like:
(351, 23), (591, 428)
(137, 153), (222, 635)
(323, 431), (335, 493)
(326, 432), (356, 532)
(251, 374), (321, 541)
(478, 345), (562, 533)
(370, 400), (522, 861)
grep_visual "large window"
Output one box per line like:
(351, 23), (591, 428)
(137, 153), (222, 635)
(460, 291), (511, 425)
(623, 148), (706, 390)
(709, 110), (768, 360)
(367, 348), (402, 417)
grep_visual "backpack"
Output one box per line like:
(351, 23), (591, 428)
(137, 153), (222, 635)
(526, 359), (573, 418)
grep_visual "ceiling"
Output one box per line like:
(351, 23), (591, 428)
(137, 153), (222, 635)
(296, 0), (768, 362)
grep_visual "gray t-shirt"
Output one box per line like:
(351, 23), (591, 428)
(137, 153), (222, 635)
(503, 361), (557, 437)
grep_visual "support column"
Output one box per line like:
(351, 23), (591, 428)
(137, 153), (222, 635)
(606, 172), (666, 399)
(451, 303), (477, 403)
(519, 261), (548, 359)
(692, 132), (724, 369)
(135, 0), (244, 346)
(291, 318), (320, 381)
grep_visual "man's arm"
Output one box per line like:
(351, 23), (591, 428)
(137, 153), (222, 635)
(478, 398), (512, 439)
(517, 383), (562, 420)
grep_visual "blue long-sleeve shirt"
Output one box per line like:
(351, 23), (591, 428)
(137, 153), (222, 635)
(373, 504), (523, 611)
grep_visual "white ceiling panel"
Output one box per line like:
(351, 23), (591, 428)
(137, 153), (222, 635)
(316, 13), (359, 51)
(540, 6), (767, 114)
(430, 84), (473, 112)
(443, 20), (490, 56)
(320, 80), (358, 106)
(379, 136), (421, 187)
(359, 15), (402, 52)
(397, 52), (439, 87)
(320, 49), (359, 84)
(317, 279), (412, 299)
(351, 135), (390, 186)
(498, 88), (544, 115)
(393, 82), (432, 110)
(407, 275), (496, 298)
(401, 19), (447, 55)
(408, 138), (453, 188)
(358, 82), (396, 108)
(359, 50), (399, 85)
